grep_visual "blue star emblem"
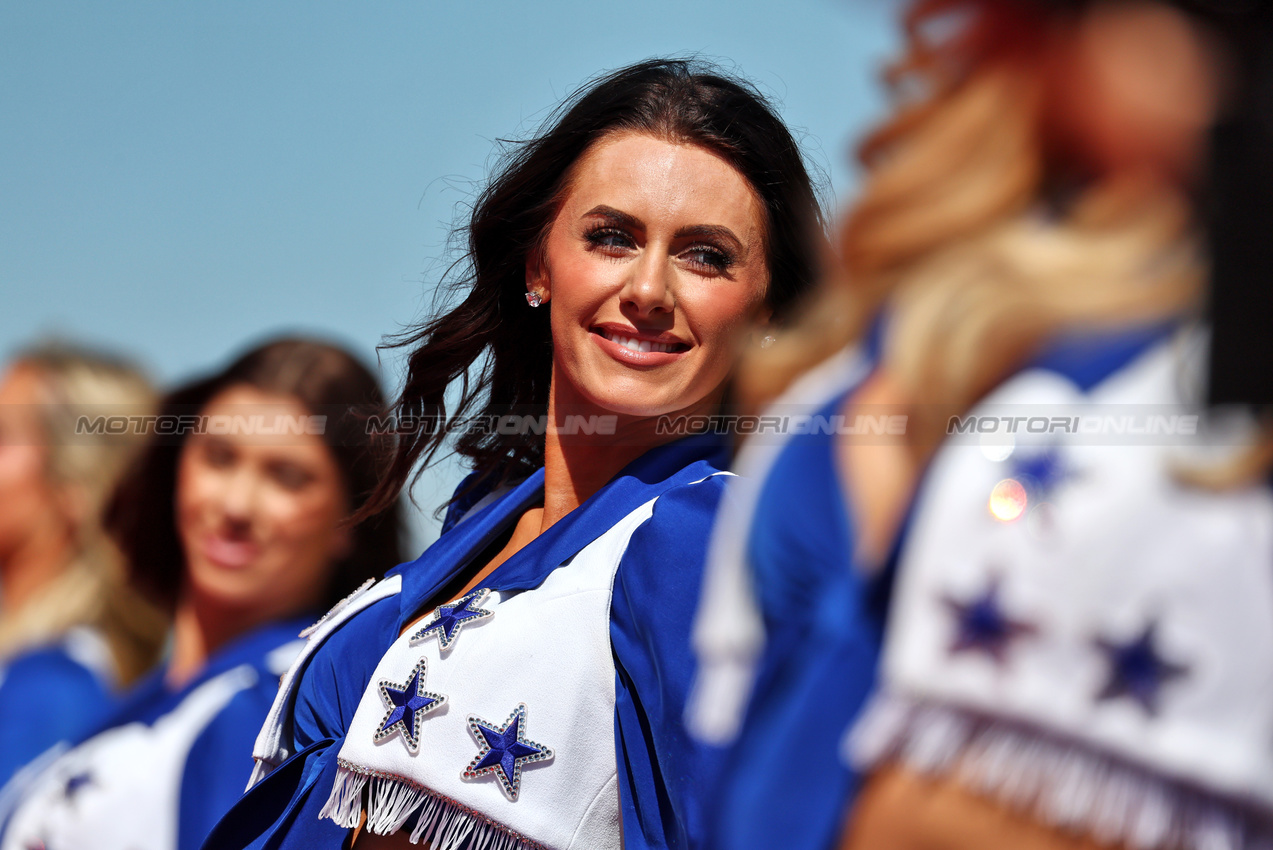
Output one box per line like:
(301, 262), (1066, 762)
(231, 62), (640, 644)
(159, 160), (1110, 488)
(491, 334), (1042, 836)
(63, 771), (93, 802)
(462, 704), (553, 801)
(943, 578), (1037, 665)
(1094, 621), (1189, 716)
(1011, 449), (1072, 499)
(374, 657), (446, 753)
(411, 588), (494, 651)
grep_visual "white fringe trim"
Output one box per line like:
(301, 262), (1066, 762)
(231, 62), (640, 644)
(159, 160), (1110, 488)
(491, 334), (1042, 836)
(844, 695), (1273, 850)
(320, 761), (547, 849)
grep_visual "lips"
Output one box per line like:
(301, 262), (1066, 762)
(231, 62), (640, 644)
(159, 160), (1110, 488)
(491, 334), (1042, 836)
(590, 324), (691, 367)
(593, 325), (689, 352)
(200, 533), (261, 570)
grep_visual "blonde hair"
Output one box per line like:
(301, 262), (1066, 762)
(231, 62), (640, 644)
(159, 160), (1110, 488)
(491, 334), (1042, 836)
(740, 0), (1203, 448)
(0, 344), (168, 685)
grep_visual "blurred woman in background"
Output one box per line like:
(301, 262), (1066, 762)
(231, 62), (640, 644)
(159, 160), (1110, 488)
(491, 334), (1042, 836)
(0, 337), (402, 850)
(0, 344), (167, 785)
(690, 1), (1273, 848)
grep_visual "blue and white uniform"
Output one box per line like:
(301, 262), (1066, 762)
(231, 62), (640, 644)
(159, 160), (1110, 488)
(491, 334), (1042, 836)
(207, 434), (732, 850)
(687, 345), (884, 850)
(0, 619), (308, 850)
(0, 627), (119, 787)
(693, 323), (1273, 850)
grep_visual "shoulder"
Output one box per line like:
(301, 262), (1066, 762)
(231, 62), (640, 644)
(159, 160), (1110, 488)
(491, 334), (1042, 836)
(0, 641), (115, 735)
(298, 592), (401, 692)
(0, 643), (110, 701)
(620, 469), (732, 568)
(611, 471), (732, 627)
(647, 467), (731, 526)
(282, 587), (403, 757)
(0, 644), (116, 783)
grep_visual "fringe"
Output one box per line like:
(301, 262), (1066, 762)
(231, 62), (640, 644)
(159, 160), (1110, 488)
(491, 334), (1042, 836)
(845, 695), (1273, 850)
(321, 762), (547, 849)
(318, 765), (366, 828)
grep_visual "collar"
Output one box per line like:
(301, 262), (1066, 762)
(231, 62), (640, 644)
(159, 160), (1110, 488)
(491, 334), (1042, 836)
(390, 432), (731, 628)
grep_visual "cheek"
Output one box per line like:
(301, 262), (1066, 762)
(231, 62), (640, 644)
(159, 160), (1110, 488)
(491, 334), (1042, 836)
(175, 457), (214, 532)
(262, 489), (344, 554)
(0, 447), (53, 543)
(0, 445), (47, 495)
(545, 238), (623, 313)
(685, 278), (769, 344)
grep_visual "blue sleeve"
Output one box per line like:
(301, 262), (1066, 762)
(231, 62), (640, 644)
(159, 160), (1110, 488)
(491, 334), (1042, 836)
(201, 598), (400, 850)
(0, 648), (115, 786)
(179, 678), (277, 850)
(707, 432), (890, 850)
(292, 595), (400, 751)
(611, 475), (729, 850)
(711, 570), (885, 850)
(747, 430), (854, 632)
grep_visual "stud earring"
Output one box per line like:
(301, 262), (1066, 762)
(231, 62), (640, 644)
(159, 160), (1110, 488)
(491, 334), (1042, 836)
(760, 335), (777, 349)
(526, 291), (543, 308)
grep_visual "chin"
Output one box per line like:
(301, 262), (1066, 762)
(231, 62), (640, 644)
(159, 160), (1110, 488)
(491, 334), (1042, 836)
(589, 391), (715, 421)
(187, 564), (265, 612)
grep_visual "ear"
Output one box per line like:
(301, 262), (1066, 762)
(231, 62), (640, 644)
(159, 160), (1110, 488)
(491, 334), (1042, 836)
(749, 306), (775, 348)
(525, 249), (551, 305)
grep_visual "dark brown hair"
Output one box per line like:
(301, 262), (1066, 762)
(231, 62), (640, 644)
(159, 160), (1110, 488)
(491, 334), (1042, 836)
(105, 337), (404, 612)
(363, 58), (824, 517)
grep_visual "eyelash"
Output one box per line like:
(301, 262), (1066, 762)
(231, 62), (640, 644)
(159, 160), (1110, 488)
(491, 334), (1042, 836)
(583, 226), (735, 275)
(584, 226), (635, 252)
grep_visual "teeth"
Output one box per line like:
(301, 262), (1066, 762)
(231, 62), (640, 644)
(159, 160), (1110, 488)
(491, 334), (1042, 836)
(606, 331), (677, 354)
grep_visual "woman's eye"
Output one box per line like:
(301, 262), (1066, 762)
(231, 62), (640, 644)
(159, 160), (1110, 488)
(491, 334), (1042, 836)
(201, 440), (236, 468)
(682, 245), (733, 275)
(269, 462), (313, 491)
(584, 227), (636, 252)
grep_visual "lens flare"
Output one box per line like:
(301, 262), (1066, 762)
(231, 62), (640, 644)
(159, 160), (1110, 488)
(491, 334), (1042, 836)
(989, 478), (1028, 522)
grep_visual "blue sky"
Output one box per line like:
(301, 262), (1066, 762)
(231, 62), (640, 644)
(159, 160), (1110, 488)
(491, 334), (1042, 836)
(1, 0), (899, 543)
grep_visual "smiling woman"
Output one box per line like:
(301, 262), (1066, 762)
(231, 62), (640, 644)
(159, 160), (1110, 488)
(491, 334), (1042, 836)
(0, 338), (403, 850)
(203, 59), (823, 850)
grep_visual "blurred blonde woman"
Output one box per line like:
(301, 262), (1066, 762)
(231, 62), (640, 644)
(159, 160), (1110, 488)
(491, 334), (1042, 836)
(690, 2), (1273, 849)
(0, 343), (168, 784)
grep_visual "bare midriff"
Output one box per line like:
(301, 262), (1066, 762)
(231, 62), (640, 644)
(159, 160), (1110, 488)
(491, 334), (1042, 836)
(354, 828), (420, 849)
(840, 766), (1128, 850)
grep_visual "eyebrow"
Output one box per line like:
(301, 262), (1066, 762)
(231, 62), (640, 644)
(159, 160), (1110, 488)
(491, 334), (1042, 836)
(582, 205), (749, 260)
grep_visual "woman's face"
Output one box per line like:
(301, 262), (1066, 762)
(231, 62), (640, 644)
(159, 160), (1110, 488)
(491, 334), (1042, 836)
(533, 131), (771, 421)
(1045, 0), (1226, 183)
(176, 384), (349, 624)
(0, 364), (67, 565)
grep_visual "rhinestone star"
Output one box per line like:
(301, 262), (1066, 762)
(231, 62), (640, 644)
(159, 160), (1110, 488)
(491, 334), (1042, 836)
(411, 588), (494, 651)
(63, 771), (93, 802)
(943, 578), (1037, 665)
(374, 657), (446, 753)
(462, 704), (553, 801)
(1094, 621), (1189, 716)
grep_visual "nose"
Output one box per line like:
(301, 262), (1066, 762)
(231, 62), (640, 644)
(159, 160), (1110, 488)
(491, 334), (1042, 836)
(218, 465), (259, 530)
(620, 252), (675, 320)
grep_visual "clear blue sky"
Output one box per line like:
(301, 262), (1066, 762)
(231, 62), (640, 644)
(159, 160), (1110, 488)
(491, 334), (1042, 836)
(1, 0), (899, 545)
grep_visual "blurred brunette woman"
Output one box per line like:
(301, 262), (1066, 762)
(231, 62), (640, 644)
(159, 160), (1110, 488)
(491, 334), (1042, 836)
(0, 338), (402, 850)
